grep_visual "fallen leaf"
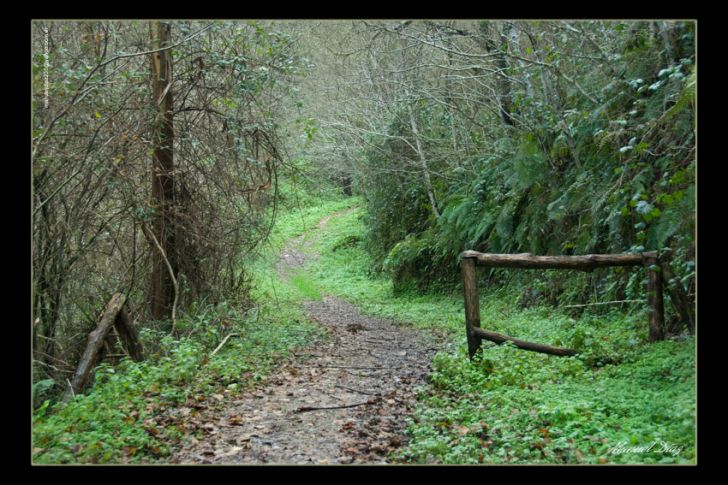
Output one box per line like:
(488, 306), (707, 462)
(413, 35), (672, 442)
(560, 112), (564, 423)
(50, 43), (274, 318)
(122, 446), (138, 456)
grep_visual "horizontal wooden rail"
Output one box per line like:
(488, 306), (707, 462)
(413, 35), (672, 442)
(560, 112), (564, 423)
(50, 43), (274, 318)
(460, 250), (656, 271)
(472, 327), (577, 357)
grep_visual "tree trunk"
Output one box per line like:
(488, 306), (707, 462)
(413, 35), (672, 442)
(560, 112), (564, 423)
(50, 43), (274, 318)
(149, 21), (177, 320)
(477, 21), (515, 127)
(657, 21), (678, 64)
(406, 100), (440, 219)
(115, 307), (145, 361)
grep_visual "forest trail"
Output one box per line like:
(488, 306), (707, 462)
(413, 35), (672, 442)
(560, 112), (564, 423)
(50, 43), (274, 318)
(170, 208), (442, 464)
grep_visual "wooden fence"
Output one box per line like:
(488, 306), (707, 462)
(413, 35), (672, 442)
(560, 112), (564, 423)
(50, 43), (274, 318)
(459, 250), (667, 360)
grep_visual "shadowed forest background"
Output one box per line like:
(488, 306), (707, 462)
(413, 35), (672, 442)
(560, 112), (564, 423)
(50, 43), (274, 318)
(31, 20), (695, 464)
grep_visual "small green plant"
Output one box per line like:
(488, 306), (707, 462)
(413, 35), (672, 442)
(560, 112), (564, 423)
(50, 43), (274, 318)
(290, 272), (323, 300)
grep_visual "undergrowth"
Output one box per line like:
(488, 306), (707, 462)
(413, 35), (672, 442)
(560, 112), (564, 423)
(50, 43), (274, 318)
(30, 193), (353, 464)
(32, 299), (323, 464)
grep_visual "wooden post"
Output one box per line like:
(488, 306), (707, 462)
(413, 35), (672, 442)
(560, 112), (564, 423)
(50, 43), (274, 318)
(644, 254), (665, 342)
(461, 256), (482, 359)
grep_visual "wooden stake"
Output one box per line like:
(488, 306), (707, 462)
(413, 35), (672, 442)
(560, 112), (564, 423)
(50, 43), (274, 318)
(461, 256), (482, 359)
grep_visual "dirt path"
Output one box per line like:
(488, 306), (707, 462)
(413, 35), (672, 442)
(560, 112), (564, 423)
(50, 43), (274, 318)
(170, 208), (442, 464)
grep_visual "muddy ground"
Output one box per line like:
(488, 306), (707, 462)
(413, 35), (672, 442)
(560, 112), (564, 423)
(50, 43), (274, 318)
(170, 209), (442, 464)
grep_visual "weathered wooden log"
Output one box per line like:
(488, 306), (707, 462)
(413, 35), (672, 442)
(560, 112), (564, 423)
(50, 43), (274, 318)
(644, 255), (665, 342)
(461, 257), (482, 359)
(660, 261), (695, 335)
(114, 307), (144, 361)
(460, 250), (656, 271)
(97, 329), (117, 366)
(64, 293), (127, 401)
(472, 327), (578, 357)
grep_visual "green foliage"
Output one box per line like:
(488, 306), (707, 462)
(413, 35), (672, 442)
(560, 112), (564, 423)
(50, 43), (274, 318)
(33, 379), (56, 408)
(290, 272), (323, 300)
(360, 110), (435, 271)
(383, 228), (456, 293)
(396, 337), (695, 464)
(353, 22), (695, 324)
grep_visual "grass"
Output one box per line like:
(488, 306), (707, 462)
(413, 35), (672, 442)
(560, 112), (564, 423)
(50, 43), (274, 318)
(247, 196), (356, 304)
(290, 271), (323, 300)
(302, 203), (697, 464)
